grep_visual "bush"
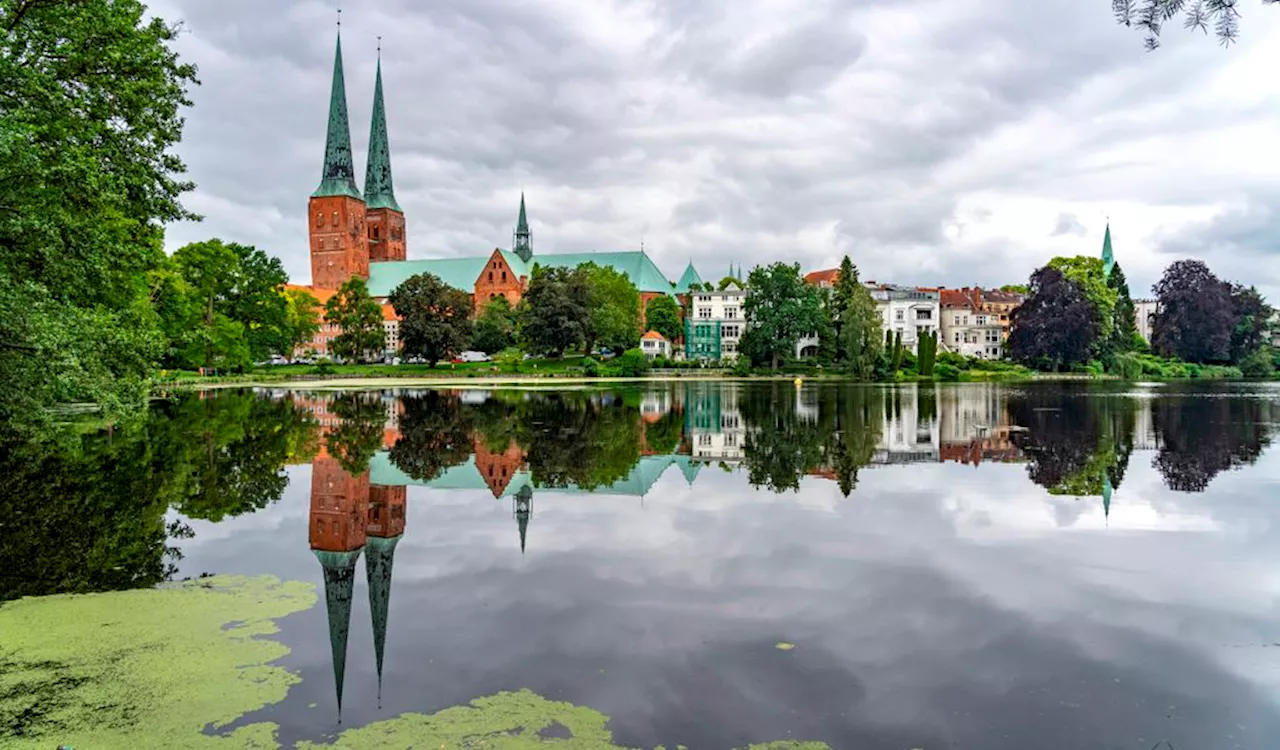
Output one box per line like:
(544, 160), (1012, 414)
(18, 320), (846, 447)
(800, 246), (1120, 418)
(731, 357), (752, 377)
(582, 357), (601, 377)
(1109, 351), (1144, 380)
(310, 360), (335, 376)
(1240, 348), (1275, 379)
(934, 363), (961, 382)
(937, 351), (969, 369)
(617, 348), (650, 377)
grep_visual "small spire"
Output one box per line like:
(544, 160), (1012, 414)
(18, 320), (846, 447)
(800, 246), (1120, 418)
(513, 193), (533, 263)
(1101, 221), (1115, 276)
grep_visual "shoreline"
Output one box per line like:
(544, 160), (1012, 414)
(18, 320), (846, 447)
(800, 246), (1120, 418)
(159, 372), (1118, 391)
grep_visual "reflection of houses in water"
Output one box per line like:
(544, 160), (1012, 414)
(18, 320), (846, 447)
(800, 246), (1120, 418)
(308, 444), (406, 717)
(936, 384), (1022, 466)
(874, 385), (940, 464)
(684, 383), (745, 462)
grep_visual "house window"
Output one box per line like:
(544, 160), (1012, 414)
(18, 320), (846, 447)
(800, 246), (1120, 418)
(916, 309), (932, 320)
(895, 310), (905, 321)
(698, 307), (712, 319)
(953, 315), (960, 325)
(502, 271), (507, 282)
(725, 307), (738, 319)
(954, 332), (960, 343)
(698, 435), (712, 446)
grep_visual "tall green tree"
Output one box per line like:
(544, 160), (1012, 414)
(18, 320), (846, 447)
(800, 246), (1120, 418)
(740, 262), (826, 369)
(644, 295), (683, 342)
(0, 0), (197, 430)
(324, 277), (386, 362)
(284, 287), (322, 356)
(471, 296), (517, 354)
(1107, 261), (1140, 353)
(389, 272), (473, 367)
(830, 257), (882, 379)
(517, 266), (588, 357)
(171, 240), (244, 370)
(580, 262), (641, 354)
(223, 242), (290, 361)
(1229, 283), (1273, 364)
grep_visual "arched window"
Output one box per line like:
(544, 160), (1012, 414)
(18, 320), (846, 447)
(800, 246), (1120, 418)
(488, 271), (494, 282)
(502, 271), (507, 282)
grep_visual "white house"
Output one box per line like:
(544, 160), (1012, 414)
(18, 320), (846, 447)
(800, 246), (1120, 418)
(870, 284), (941, 354)
(639, 330), (670, 360)
(1134, 299), (1158, 344)
(685, 282), (748, 360)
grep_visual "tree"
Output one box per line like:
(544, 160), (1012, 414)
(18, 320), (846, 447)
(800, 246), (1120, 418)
(645, 295), (683, 342)
(1151, 259), (1234, 363)
(829, 258), (882, 379)
(389, 272), (472, 367)
(223, 242), (290, 362)
(890, 331), (904, 372)
(1009, 266), (1101, 371)
(324, 392), (388, 475)
(918, 330), (937, 376)
(324, 277), (386, 362)
(1000, 284), (1030, 295)
(388, 392), (474, 482)
(171, 240), (248, 370)
(0, 0), (197, 432)
(1107, 261), (1141, 353)
(740, 263), (825, 369)
(1048, 256), (1116, 357)
(471, 296), (517, 354)
(580, 262), (641, 355)
(517, 266), (588, 357)
(1113, 0), (1277, 50)
(284, 287), (322, 356)
(1229, 284), (1272, 363)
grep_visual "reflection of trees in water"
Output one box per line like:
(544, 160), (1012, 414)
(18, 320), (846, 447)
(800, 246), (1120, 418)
(325, 392), (388, 475)
(516, 394), (642, 490)
(387, 392), (473, 483)
(739, 384), (882, 494)
(0, 391), (318, 600)
(1008, 387), (1135, 497)
(1153, 396), (1272, 492)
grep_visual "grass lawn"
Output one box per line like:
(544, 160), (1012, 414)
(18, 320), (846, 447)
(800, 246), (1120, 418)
(155, 355), (592, 385)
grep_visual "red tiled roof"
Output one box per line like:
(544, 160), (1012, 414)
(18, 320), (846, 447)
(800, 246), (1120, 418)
(804, 268), (840, 285)
(642, 330), (667, 341)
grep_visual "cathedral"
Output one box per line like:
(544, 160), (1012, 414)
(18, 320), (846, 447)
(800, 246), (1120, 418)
(297, 27), (704, 356)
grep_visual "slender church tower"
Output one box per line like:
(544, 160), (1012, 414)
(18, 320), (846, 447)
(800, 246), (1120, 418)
(310, 29), (369, 290)
(512, 193), (533, 263)
(364, 49), (406, 263)
(365, 484), (406, 703)
(1101, 222), (1115, 277)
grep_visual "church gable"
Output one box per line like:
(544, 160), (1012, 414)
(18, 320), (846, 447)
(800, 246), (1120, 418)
(474, 248), (525, 305)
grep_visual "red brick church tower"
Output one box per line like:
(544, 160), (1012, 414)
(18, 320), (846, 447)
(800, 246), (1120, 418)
(363, 51), (405, 263)
(309, 30), (369, 290)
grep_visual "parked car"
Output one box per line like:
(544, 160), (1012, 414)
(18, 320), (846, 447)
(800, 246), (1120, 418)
(455, 351), (491, 363)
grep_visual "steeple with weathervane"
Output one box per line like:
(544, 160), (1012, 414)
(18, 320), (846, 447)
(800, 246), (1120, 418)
(364, 39), (406, 263)
(1101, 221), (1114, 277)
(309, 14), (370, 289)
(513, 193), (533, 263)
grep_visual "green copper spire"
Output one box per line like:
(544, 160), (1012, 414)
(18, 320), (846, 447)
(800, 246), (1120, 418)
(315, 548), (362, 721)
(1102, 222), (1114, 277)
(313, 33), (362, 200)
(365, 535), (400, 703)
(513, 193), (533, 263)
(363, 56), (401, 211)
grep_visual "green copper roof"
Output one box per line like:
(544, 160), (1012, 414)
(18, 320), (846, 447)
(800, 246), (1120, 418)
(313, 34), (362, 200)
(1102, 223), (1114, 276)
(363, 59), (401, 212)
(368, 257), (492, 297)
(675, 262), (704, 293)
(370, 250), (681, 297)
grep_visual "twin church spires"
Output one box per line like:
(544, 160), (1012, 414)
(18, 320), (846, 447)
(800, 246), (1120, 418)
(309, 28), (405, 289)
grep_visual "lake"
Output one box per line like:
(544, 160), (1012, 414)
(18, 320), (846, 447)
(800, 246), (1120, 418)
(3, 381), (1280, 749)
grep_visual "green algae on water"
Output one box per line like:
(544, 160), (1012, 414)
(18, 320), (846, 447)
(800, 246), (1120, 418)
(296, 689), (832, 749)
(0, 575), (315, 750)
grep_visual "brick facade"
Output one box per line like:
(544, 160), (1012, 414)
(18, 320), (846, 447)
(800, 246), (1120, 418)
(366, 207), (406, 263)
(473, 249), (526, 307)
(309, 195), (370, 290)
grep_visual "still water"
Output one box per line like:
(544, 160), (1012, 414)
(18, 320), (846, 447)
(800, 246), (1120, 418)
(4, 381), (1280, 748)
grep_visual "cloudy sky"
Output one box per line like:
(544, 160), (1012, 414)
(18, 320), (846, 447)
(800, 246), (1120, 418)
(149, 0), (1280, 300)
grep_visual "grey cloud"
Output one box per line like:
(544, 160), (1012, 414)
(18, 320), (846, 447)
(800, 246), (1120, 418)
(150, 0), (1280, 299)
(1051, 211), (1087, 237)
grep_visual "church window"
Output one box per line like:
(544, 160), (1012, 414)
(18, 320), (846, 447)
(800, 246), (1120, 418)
(315, 212), (323, 227)
(502, 271), (507, 282)
(488, 271), (494, 282)
(331, 211), (339, 226)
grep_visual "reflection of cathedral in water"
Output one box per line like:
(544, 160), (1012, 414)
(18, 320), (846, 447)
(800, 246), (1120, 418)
(292, 382), (1193, 713)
